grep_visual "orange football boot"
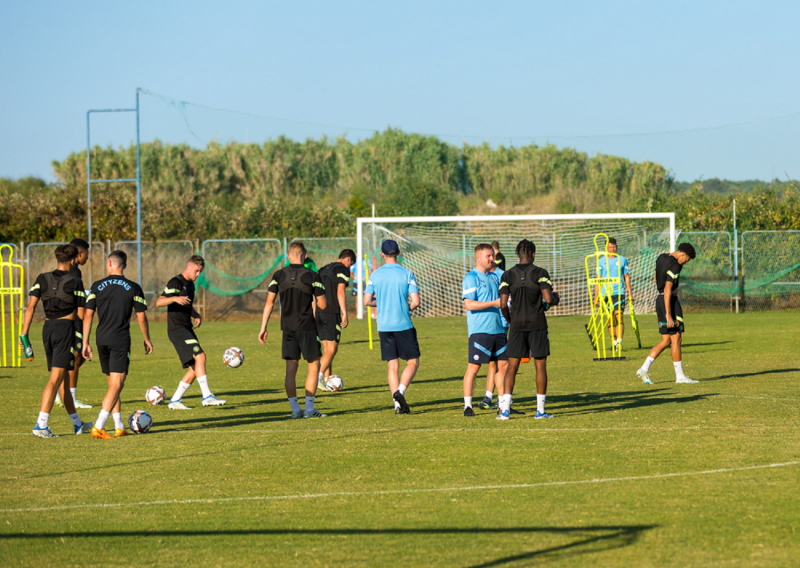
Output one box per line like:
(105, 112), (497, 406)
(91, 427), (114, 439)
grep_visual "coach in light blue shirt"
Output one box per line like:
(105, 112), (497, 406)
(364, 239), (420, 415)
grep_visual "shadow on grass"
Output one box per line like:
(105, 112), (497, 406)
(681, 341), (734, 348)
(0, 524), (656, 565)
(548, 389), (716, 416)
(701, 368), (800, 382)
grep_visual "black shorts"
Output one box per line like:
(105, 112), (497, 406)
(42, 319), (75, 371)
(282, 329), (322, 361)
(656, 294), (684, 334)
(168, 327), (204, 368)
(97, 343), (130, 375)
(73, 319), (85, 354)
(468, 333), (508, 364)
(507, 329), (550, 359)
(316, 312), (342, 342)
(379, 328), (421, 362)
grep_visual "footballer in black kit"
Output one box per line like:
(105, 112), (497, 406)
(636, 243), (698, 385)
(21, 244), (92, 438)
(82, 249), (153, 439)
(498, 239), (560, 419)
(316, 249), (356, 390)
(157, 255), (226, 409)
(259, 241), (328, 418)
(62, 238), (92, 410)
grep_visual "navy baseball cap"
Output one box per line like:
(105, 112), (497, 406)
(381, 240), (400, 255)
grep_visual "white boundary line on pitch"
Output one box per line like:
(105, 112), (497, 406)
(2, 461), (797, 514)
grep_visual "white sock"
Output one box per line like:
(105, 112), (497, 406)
(318, 372), (324, 382)
(502, 394), (512, 412)
(68, 412), (82, 427)
(464, 396), (472, 408)
(393, 398), (401, 410)
(170, 381), (191, 403)
(196, 375), (212, 398)
(641, 356), (655, 372)
(673, 360), (684, 378)
(537, 394), (546, 414)
(96, 409), (110, 430)
(37, 411), (49, 428)
(70, 387), (77, 400)
(305, 396), (315, 412)
(398, 384), (407, 395)
(288, 397), (301, 413)
(484, 390), (493, 401)
(112, 412), (124, 430)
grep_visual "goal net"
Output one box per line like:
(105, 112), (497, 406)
(356, 214), (675, 320)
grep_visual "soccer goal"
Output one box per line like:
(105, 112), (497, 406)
(356, 213), (676, 320)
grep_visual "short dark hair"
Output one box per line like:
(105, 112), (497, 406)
(516, 239), (536, 258)
(339, 249), (356, 263)
(288, 241), (306, 257)
(108, 250), (127, 268)
(491, 241), (501, 249)
(70, 238), (90, 252)
(474, 243), (493, 255)
(55, 244), (78, 263)
(189, 254), (205, 268)
(608, 237), (617, 246)
(677, 243), (696, 259)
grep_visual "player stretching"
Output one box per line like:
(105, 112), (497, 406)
(157, 255), (226, 409)
(82, 250), (153, 439)
(21, 244), (92, 437)
(461, 244), (508, 417)
(259, 241), (328, 418)
(480, 255), (509, 410)
(363, 240), (420, 414)
(316, 249), (356, 391)
(55, 238), (93, 409)
(594, 237), (633, 349)
(636, 243), (697, 385)
(499, 239), (559, 420)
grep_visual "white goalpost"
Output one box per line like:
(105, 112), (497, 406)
(356, 213), (676, 320)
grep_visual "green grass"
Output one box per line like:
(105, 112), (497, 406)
(1, 312), (799, 567)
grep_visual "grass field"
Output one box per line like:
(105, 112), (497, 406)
(1, 311), (799, 567)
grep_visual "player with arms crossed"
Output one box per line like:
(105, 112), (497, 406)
(157, 255), (226, 409)
(316, 249), (356, 391)
(363, 240), (420, 414)
(636, 243), (697, 385)
(594, 237), (634, 350)
(498, 239), (559, 420)
(22, 244), (92, 437)
(461, 244), (508, 417)
(259, 241), (328, 418)
(82, 250), (153, 439)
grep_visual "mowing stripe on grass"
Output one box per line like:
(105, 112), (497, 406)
(2, 461), (797, 515)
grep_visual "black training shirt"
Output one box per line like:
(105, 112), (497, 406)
(494, 251), (506, 270)
(499, 263), (553, 332)
(318, 262), (350, 315)
(267, 265), (325, 331)
(655, 253), (682, 293)
(161, 274), (198, 332)
(29, 270), (86, 319)
(70, 264), (83, 281)
(86, 276), (147, 345)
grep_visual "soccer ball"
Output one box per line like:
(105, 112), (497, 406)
(145, 386), (166, 405)
(128, 410), (153, 434)
(223, 347), (244, 368)
(325, 375), (344, 392)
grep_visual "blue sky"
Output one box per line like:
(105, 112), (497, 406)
(1, 0), (798, 182)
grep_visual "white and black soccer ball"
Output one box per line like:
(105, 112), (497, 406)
(223, 347), (244, 368)
(145, 386), (166, 405)
(128, 410), (153, 434)
(325, 375), (344, 392)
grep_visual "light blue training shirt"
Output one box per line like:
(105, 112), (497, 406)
(488, 267), (509, 329)
(462, 269), (505, 336)
(365, 263), (419, 332)
(597, 255), (629, 297)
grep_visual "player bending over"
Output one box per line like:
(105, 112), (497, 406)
(82, 250), (153, 439)
(480, 255), (509, 409)
(499, 239), (559, 420)
(259, 241), (328, 418)
(55, 238), (93, 410)
(637, 243), (697, 385)
(363, 240), (420, 414)
(316, 249), (356, 391)
(22, 244), (92, 437)
(461, 244), (508, 417)
(594, 237), (633, 349)
(157, 255), (226, 409)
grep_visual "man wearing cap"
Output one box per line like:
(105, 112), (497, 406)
(363, 240), (420, 414)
